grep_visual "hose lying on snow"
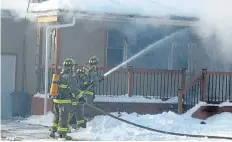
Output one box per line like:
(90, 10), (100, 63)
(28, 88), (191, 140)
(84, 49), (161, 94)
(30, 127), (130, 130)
(84, 102), (232, 140)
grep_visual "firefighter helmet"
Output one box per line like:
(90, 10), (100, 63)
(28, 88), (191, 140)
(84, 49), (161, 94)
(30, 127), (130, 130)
(67, 57), (76, 65)
(88, 56), (99, 66)
(63, 58), (73, 68)
(76, 68), (85, 75)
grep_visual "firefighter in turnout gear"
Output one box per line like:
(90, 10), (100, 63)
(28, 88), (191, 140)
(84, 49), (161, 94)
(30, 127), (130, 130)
(68, 68), (88, 129)
(74, 68), (88, 128)
(85, 56), (102, 104)
(49, 58), (78, 140)
(67, 57), (76, 74)
(66, 57), (79, 132)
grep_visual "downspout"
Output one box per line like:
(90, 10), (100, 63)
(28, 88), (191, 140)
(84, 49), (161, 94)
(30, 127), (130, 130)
(22, 0), (31, 92)
(44, 17), (76, 115)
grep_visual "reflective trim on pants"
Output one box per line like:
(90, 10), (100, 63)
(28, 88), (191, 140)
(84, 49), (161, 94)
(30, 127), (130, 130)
(77, 120), (85, 125)
(51, 123), (58, 128)
(71, 102), (78, 105)
(58, 127), (68, 132)
(85, 91), (94, 95)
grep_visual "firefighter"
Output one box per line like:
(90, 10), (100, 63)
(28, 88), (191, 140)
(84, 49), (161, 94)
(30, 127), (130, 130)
(66, 57), (78, 132)
(67, 56), (76, 74)
(67, 68), (87, 130)
(74, 68), (88, 128)
(73, 56), (103, 128)
(83, 63), (90, 75)
(49, 58), (78, 140)
(85, 56), (101, 104)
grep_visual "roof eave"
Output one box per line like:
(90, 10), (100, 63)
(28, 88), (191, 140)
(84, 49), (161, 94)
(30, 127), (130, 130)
(27, 9), (199, 27)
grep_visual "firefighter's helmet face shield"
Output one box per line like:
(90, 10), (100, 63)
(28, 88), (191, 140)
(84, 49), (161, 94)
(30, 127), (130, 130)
(90, 65), (96, 70)
(63, 66), (73, 73)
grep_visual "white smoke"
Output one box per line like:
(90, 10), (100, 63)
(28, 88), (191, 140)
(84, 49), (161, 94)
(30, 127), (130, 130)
(194, 0), (232, 64)
(2, 0), (232, 64)
(1, 0), (30, 17)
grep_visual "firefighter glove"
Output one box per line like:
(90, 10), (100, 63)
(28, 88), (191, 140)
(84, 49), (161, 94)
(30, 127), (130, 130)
(78, 97), (86, 103)
(53, 80), (61, 84)
(98, 76), (104, 83)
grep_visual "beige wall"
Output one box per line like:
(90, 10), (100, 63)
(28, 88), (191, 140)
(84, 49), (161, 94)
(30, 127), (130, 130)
(1, 17), (24, 92)
(1, 15), (183, 98)
(59, 19), (106, 66)
(25, 22), (38, 94)
(1, 14), (38, 95)
(41, 19), (106, 67)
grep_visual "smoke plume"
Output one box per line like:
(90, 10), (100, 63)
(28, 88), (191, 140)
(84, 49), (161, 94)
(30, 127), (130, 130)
(2, 0), (232, 64)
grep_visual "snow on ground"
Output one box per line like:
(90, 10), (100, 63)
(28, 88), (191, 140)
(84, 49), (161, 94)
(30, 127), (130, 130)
(93, 95), (178, 103)
(22, 111), (53, 127)
(33, 93), (178, 103)
(20, 102), (232, 141)
(1, 120), (51, 141)
(199, 101), (232, 107)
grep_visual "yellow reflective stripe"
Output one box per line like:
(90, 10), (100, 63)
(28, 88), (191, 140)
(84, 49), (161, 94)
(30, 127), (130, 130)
(53, 99), (71, 104)
(71, 93), (75, 97)
(58, 127), (68, 132)
(72, 102), (78, 105)
(51, 123), (58, 128)
(84, 82), (88, 85)
(77, 92), (84, 98)
(58, 84), (68, 88)
(77, 91), (93, 98)
(77, 120), (85, 124)
(85, 91), (94, 95)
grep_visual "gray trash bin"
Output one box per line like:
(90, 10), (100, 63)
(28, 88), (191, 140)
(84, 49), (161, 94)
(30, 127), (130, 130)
(11, 92), (31, 117)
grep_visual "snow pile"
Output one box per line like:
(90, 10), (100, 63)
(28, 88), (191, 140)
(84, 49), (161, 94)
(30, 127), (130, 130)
(21, 102), (232, 140)
(94, 95), (178, 103)
(183, 101), (207, 116)
(33, 93), (49, 98)
(33, 93), (178, 103)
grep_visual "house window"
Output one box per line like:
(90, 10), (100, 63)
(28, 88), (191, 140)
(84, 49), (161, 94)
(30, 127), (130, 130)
(107, 48), (123, 68)
(107, 29), (124, 68)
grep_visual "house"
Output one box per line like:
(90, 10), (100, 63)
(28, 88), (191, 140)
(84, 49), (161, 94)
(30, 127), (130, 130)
(2, 1), (231, 118)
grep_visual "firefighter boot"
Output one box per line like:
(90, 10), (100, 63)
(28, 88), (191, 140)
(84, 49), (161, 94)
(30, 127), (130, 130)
(79, 120), (87, 128)
(49, 130), (56, 138)
(60, 134), (72, 140)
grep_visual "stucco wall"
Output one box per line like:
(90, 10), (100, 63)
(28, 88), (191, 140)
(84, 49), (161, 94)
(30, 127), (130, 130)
(41, 19), (106, 67)
(1, 15), (37, 94)
(1, 17), (25, 92)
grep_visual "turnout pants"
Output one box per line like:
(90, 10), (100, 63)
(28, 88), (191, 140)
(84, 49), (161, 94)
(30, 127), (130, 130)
(75, 104), (85, 127)
(84, 92), (94, 118)
(68, 101), (78, 129)
(85, 91), (94, 104)
(51, 101), (71, 136)
(68, 102), (86, 128)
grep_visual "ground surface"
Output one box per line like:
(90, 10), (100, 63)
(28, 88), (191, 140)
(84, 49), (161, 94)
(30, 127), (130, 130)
(1, 120), (53, 141)
(1, 102), (232, 141)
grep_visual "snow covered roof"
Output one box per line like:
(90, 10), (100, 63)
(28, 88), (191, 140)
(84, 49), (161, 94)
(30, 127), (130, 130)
(28, 0), (198, 16)
(26, 0), (199, 26)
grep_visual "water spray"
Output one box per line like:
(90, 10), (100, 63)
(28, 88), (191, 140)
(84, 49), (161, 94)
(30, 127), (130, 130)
(104, 28), (188, 77)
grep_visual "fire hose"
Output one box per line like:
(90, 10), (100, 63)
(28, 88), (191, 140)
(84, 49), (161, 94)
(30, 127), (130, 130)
(79, 77), (232, 140)
(84, 102), (232, 140)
